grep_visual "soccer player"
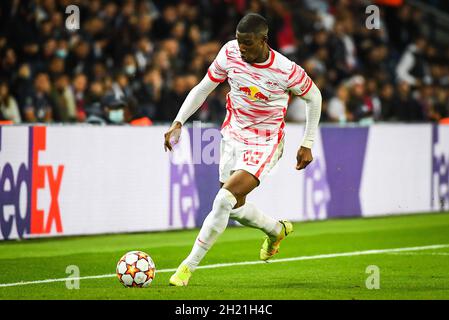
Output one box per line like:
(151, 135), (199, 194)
(164, 13), (322, 286)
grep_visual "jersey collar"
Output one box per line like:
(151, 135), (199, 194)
(250, 48), (275, 69)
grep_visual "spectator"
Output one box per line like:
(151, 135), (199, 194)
(379, 83), (396, 121)
(66, 40), (93, 76)
(394, 81), (425, 122)
(434, 87), (449, 120)
(159, 75), (189, 121)
(396, 36), (430, 87)
(135, 68), (163, 119)
(365, 79), (382, 121)
(51, 74), (77, 122)
(0, 81), (21, 123)
(346, 75), (371, 123)
(111, 72), (135, 103)
(0, 0), (447, 125)
(86, 93), (131, 125)
(134, 37), (154, 72)
(22, 73), (55, 123)
(416, 84), (441, 122)
(11, 63), (34, 115)
(327, 83), (351, 123)
(1, 48), (18, 80)
(72, 73), (89, 122)
(328, 19), (358, 82)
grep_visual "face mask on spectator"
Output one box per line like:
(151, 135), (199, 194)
(125, 65), (136, 75)
(109, 109), (125, 123)
(56, 49), (68, 59)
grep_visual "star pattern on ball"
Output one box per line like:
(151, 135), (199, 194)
(145, 268), (155, 281)
(116, 251), (155, 288)
(137, 252), (148, 260)
(125, 264), (139, 278)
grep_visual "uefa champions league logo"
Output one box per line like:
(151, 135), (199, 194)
(168, 127), (200, 229)
(303, 158), (330, 220)
(431, 126), (449, 211)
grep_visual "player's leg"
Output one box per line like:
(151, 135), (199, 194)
(184, 170), (258, 267)
(229, 201), (281, 238)
(223, 182), (281, 238)
(228, 140), (293, 260)
(228, 193), (292, 261)
(169, 170), (258, 286)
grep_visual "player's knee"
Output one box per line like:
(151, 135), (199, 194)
(221, 187), (245, 204)
(234, 197), (246, 209)
(212, 188), (237, 211)
(203, 213), (227, 234)
(206, 188), (237, 230)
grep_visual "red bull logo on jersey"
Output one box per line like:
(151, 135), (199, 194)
(239, 86), (269, 102)
(0, 127), (64, 240)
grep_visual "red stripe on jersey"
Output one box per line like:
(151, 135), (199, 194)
(288, 71), (306, 89)
(277, 108), (287, 143)
(234, 107), (259, 120)
(228, 58), (247, 68)
(288, 64), (298, 80)
(298, 78), (313, 97)
(235, 107), (278, 124)
(255, 143), (279, 178)
(268, 67), (290, 75)
(208, 69), (226, 83)
(241, 96), (262, 107)
(246, 107), (276, 116)
(221, 94), (232, 129)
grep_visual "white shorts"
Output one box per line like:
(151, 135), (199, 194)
(219, 136), (284, 184)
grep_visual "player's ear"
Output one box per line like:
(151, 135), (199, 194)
(261, 33), (268, 44)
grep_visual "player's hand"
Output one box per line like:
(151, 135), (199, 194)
(164, 121), (182, 152)
(296, 146), (313, 170)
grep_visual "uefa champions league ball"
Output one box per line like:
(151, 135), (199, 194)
(116, 251), (156, 287)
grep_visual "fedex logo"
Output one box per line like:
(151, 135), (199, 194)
(0, 126), (64, 240)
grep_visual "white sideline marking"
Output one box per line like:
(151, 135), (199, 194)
(387, 252), (449, 256)
(1, 243), (448, 288)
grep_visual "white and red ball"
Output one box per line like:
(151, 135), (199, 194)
(116, 251), (155, 288)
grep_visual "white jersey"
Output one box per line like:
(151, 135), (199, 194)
(207, 40), (313, 146)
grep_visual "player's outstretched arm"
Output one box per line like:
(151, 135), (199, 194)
(163, 75), (219, 152)
(295, 82), (322, 170)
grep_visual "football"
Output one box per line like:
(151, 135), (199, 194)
(116, 251), (156, 288)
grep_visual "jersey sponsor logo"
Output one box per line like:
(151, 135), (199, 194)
(238, 86), (269, 102)
(0, 127), (64, 240)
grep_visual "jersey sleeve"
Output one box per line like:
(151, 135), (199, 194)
(207, 43), (228, 83)
(287, 62), (313, 97)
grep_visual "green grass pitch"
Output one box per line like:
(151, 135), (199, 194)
(1, 212), (449, 300)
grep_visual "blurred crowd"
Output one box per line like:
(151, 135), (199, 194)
(0, 0), (448, 125)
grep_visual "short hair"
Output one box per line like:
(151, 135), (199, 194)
(236, 13), (268, 36)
